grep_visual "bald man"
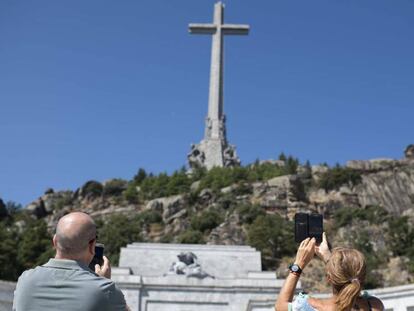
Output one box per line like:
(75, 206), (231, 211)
(13, 212), (128, 311)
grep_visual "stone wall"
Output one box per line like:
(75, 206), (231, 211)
(0, 281), (15, 311)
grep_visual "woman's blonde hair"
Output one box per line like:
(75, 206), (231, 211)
(326, 247), (366, 311)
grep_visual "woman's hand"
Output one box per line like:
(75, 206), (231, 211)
(294, 237), (316, 269)
(315, 232), (331, 263)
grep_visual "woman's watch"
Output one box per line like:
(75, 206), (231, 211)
(288, 263), (302, 276)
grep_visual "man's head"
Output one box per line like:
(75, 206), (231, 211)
(53, 212), (96, 263)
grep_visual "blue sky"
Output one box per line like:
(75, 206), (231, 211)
(0, 0), (413, 205)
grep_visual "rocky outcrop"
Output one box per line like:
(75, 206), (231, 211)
(253, 175), (306, 210)
(308, 186), (359, 214)
(26, 198), (47, 219)
(346, 158), (401, 172)
(207, 213), (245, 245)
(146, 195), (186, 224)
(355, 167), (414, 214)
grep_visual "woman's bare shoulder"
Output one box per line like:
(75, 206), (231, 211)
(307, 297), (336, 311)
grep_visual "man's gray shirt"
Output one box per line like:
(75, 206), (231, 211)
(13, 259), (127, 311)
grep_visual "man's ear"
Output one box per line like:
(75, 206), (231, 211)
(52, 234), (58, 249)
(89, 240), (96, 255)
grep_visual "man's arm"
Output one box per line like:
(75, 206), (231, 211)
(95, 256), (129, 311)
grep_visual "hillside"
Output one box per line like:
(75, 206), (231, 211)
(1, 145), (413, 291)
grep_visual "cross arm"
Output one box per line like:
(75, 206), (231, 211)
(189, 23), (217, 34)
(222, 24), (250, 35)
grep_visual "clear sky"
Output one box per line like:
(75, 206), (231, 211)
(0, 0), (413, 205)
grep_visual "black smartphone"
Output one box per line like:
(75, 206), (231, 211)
(294, 213), (323, 244)
(89, 243), (104, 271)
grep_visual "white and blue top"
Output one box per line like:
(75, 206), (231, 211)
(288, 293), (316, 311)
(288, 292), (374, 311)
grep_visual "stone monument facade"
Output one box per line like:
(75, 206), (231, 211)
(112, 243), (282, 311)
(187, 2), (249, 170)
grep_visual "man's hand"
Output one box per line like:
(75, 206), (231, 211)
(294, 237), (316, 269)
(95, 256), (111, 279)
(315, 232), (331, 263)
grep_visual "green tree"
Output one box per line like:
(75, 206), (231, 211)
(247, 214), (295, 270)
(133, 168), (147, 184)
(103, 179), (127, 197)
(237, 204), (265, 225)
(387, 215), (414, 273)
(0, 222), (21, 280)
(82, 181), (103, 197)
(177, 229), (205, 244)
(17, 220), (54, 270)
(285, 156), (299, 174)
(191, 210), (223, 232)
(97, 214), (143, 265)
(123, 183), (140, 203)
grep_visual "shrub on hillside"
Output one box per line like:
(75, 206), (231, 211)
(177, 229), (205, 244)
(51, 192), (73, 210)
(103, 179), (128, 197)
(138, 210), (163, 225)
(191, 210), (223, 232)
(318, 165), (362, 191)
(17, 219), (54, 270)
(387, 216), (414, 273)
(134, 169), (192, 200)
(97, 214), (142, 265)
(81, 181), (103, 197)
(123, 183), (140, 203)
(0, 221), (21, 280)
(237, 203), (265, 225)
(333, 205), (389, 229)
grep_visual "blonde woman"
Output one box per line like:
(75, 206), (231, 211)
(275, 233), (384, 311)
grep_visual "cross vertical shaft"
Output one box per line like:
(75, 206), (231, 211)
(208, 3), (224, 139)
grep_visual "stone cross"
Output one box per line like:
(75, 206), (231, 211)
(187, 2), (249, 169)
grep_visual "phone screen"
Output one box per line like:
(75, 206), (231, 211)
(295, 213), (309, 243)
(308, 214), (323, 244)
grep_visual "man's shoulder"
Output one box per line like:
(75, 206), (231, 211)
(16, 260), (115, 289)
(16, 265), (46, 283)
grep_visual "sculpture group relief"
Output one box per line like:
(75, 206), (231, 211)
(167, 252), (214, 279)
(223, 145), (240, 167)
(187, 144), (206, 168)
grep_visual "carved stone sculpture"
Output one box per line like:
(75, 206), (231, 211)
(167, 252), (214, 279)
(405, 144), (414, 159)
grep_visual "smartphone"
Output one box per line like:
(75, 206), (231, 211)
(89, 243), (105, 271)
(294, 213), (323, 244)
